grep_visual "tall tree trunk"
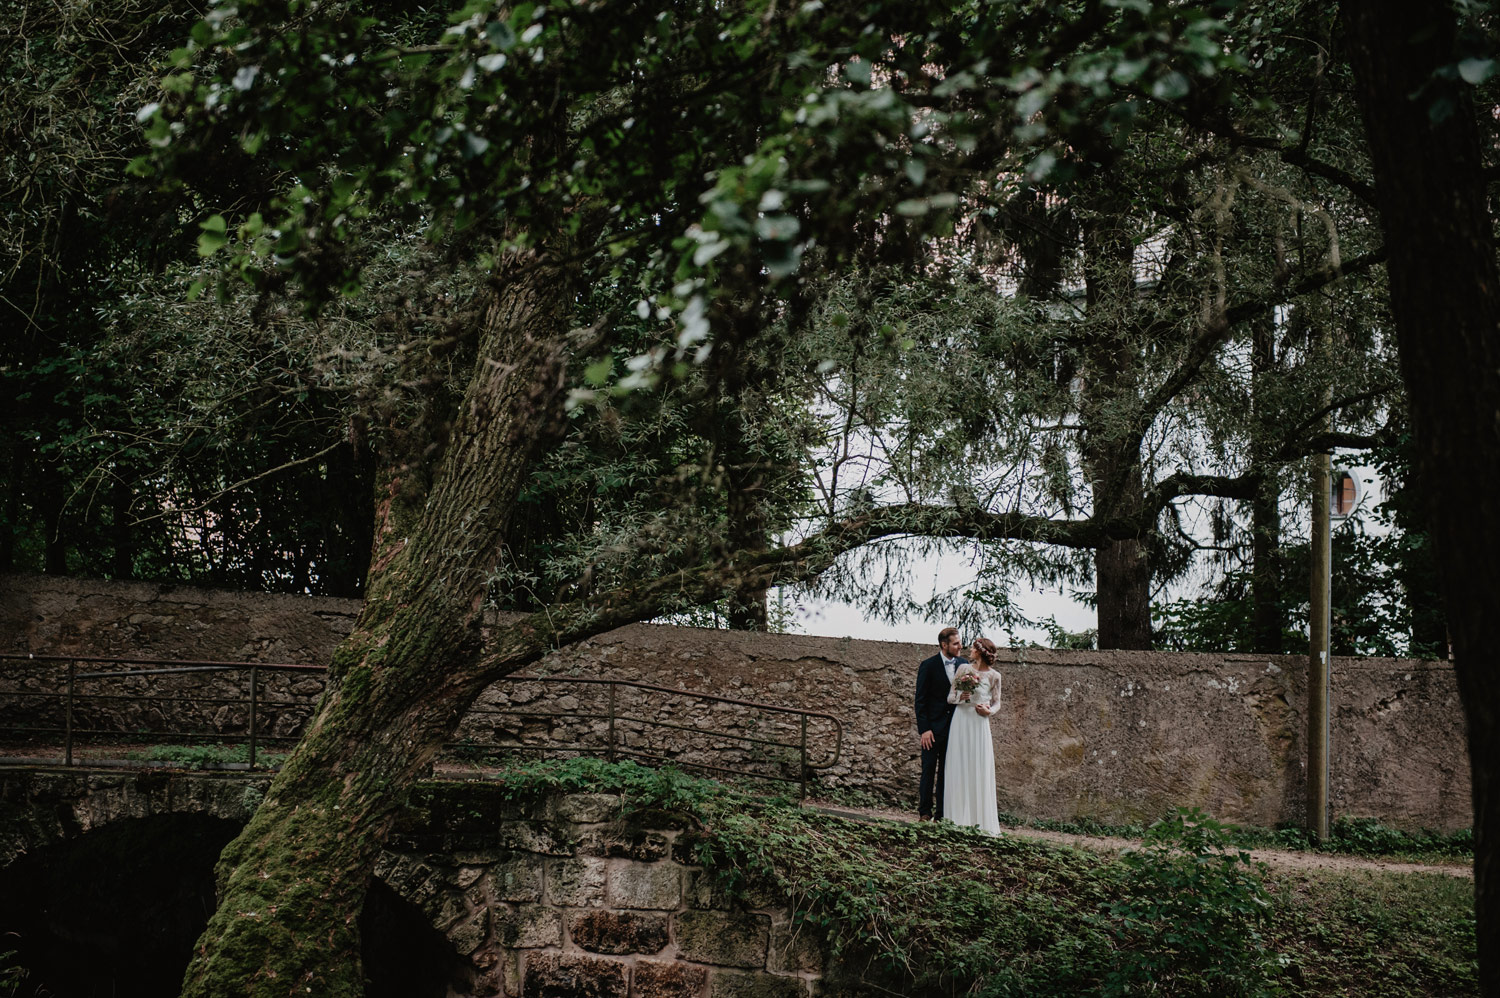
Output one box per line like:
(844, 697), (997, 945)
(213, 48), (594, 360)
(180, 250), (577, 998)
(1343, 2), (1500, 987)
(111, 474), (133, 579)
(1250, 308), (1283, 653)
(1080, 201), (1152, 650)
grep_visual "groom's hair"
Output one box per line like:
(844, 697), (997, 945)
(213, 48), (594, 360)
(938, 626), (959, 646)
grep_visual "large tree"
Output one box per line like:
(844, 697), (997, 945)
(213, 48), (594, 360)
(126, 2), (1274, 992)
(1342, 0), (1500, 986)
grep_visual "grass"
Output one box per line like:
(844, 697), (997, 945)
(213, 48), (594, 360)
(491, 758), (1477, 997)
(122, 743), (288, 770)
(806, 781), (1472, 864)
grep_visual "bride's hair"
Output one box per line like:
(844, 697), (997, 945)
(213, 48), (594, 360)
(971, 637), (998, 667)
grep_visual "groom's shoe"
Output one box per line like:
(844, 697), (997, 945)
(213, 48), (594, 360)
(917, 814), (932, 822)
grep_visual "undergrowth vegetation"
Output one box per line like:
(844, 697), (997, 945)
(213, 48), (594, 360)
(807, 781), (1473, 862)
(489, 758), (1476, 997)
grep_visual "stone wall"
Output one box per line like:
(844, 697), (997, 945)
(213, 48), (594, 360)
(0, 770), (826, 997)
(385, 783), (824, 997)
(0, 574), (1473, 830)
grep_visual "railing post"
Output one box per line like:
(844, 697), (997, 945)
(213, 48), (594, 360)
(65, 660), (76, 767)
(608, 682), (617, 763)
(248, 666), (259, 771)
(798, 713), (808, 800)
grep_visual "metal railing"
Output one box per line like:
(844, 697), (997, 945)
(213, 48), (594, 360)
(0, 653), (843, 796)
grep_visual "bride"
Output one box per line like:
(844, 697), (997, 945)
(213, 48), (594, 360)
(943, 636), (1002, 834)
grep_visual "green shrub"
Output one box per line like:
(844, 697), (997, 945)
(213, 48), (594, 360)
(1096, 809), (1282, 997)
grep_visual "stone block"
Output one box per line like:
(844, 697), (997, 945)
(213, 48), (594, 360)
(497, 819), (577, 856)
(606, 859), (682, 910)
(493, 903), (562, 948)
(683, 868), (735, 911)
(709, 971), (810, 998)
(490, 854), (544, 902)
(674, 911), (770, 968)
(579, 826), (671, 861)
(768, 919), (825, 975)
(568, 909), (669, 955)
(547, 856), (608, 907)
(447, 907), (490, 956)
(522, 952), (628, 998)
(431, 891), (471, 932)
(557, 792), (621, 823)
(633, 959), (709, 998)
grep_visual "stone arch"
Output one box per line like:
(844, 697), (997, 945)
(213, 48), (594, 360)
(0, 770), (270, 867)
(0, 811), (242, 998)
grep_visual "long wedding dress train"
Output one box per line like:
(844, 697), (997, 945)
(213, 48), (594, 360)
(943, 667), (1002, 834)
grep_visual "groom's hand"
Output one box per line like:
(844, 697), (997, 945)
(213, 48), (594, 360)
(920, 729), (935, 750)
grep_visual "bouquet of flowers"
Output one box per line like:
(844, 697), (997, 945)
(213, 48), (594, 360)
(954, 670), (981, 704)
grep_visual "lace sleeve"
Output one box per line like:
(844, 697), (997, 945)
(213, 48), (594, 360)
(986, 670), (1002, 710)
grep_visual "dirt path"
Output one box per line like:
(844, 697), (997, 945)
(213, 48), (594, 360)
(804, 800), (1473, 880)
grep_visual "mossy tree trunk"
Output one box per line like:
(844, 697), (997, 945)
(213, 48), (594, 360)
(1343, 2), (1500, 988)
(180, 250), (580, 998)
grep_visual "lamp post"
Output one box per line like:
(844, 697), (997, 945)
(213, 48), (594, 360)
(1308, 454), (1332, 843)
(1308, 465), (1361, 842)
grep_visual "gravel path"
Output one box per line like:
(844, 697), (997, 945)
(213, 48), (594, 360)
(804, 800), (1473, 880)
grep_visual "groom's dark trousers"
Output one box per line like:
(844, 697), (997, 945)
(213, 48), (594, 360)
(915, 653), (962, 818)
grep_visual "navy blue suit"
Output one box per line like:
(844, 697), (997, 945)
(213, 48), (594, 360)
(915, 652), (966, 818)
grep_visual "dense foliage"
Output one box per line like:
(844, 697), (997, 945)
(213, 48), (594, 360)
(488, 758), (1477, 997)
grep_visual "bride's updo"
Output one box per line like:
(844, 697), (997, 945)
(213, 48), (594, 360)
(970, 637), (998, 667)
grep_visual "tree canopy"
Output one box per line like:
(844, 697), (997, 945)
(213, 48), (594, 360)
(4, 0), (1498, 992)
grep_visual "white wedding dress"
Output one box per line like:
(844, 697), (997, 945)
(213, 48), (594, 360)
(943, 665), (1002, 834)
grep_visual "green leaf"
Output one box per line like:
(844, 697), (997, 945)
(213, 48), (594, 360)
(583, 357), (613, 386)
(1151, 71), (1191, 101)
(197, 230), (229, 256)
(1458, 58), (1496, 85)
(845, 58), (872, 87)
(485, 21), (517, 51)
(199, 214), (228, 234)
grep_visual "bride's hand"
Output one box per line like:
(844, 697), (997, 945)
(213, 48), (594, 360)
(975, 704), (991, 717)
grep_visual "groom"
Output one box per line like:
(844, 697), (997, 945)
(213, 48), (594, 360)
(915, 626), (966, 821)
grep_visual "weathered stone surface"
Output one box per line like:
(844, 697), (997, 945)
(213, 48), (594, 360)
(489, 854), (545, 902)
(557, 792), (621, 823)
(568, 909), (670, 954)
(522, 952), (628, 998)
(547, 856), (608, 907)
(768, 919), (825, 975)
(606, 859), (682, 910)
(709, 971), (809, 998)
(683, 867), (735, 910)
(496, 820), (578, 856)
(492, 903), (562, 948)
(447, 907), (490, 955)
(1, 573), (1473, 831)
(633, 959), (709, 998)
(674, 911), (770, 968)
(580, 825), (671, 861)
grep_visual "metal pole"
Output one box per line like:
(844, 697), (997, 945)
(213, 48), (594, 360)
(248, 666), (259, 771)
(1308, 451), (1332, 842)
(798, 714), (808, 800)
(65, 660), (75, 767)
(607, 682), (617, 763)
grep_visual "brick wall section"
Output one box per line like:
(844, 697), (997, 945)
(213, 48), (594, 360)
(0, 574), (1473, 830)
(382, 785), (824, 997)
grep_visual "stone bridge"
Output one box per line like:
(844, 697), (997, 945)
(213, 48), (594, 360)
(0, 767), (825, 998)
